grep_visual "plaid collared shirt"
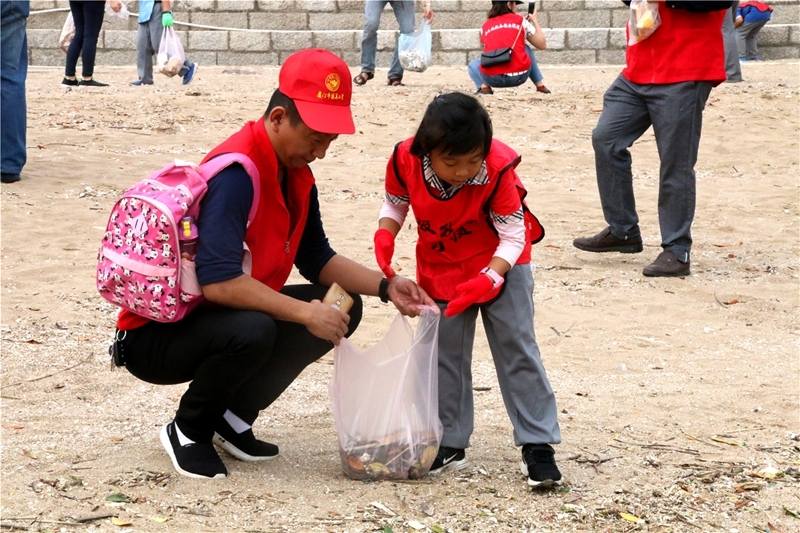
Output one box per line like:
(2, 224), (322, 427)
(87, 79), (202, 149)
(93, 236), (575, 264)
(385, 155), (523, 225)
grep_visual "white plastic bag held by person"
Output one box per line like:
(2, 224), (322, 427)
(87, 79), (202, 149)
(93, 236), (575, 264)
(330, 307), (442, 480)
(156, 27), (185, 77)
(398, 20), (432, 73)
(59, 12), (74, 53)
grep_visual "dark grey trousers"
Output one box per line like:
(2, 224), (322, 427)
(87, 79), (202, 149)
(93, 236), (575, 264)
(736, 19), (768, 59)
(136, 2), (190, 84)
(592, 75), (713, 263)
(722, 2), (742, 82)
(435, 265), (561, 449)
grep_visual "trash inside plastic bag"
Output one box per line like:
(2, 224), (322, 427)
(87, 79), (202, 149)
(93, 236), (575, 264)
(628, 0), (661, 46)
(157, 27), (186, 77)
(330, 307), (442, 480)
(398, 20), (432, 73)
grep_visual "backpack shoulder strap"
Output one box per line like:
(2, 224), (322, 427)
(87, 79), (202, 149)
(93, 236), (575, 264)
(200, 153), (261, 225)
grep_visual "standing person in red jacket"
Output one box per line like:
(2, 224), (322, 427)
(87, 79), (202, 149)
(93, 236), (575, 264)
(113, 49), (433, 480)
(573, 1), (732, 277)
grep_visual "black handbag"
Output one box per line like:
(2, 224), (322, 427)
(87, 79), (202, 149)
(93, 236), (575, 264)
(480, 18), (524, 68)
(480, 47), (512, 67)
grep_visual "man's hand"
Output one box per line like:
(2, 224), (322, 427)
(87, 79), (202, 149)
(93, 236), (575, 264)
(388, 276), (435, 317)
(423, 3), (434, 21)
(162, 11), (174, 27)
(374, 228), (397, 280)
(444, 274), (495, 317)
(305, 300), (350, 345)
(109, 0), (122, 13)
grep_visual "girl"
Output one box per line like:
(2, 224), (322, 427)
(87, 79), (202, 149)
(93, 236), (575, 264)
(373, 92), (562, 487)
(467, 0), (549, 95)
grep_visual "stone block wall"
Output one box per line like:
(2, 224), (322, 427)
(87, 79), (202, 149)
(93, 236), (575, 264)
(27, 0), (800, 67)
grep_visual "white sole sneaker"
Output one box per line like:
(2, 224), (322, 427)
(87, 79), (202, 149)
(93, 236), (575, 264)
(160, 424), (226, 480)
(520, 460), (561, 488)
(212, 433), (279, 462)
(429, 456), (469, 474)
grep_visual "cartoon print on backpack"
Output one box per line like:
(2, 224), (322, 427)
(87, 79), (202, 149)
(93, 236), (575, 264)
(97, 155), (260, 323)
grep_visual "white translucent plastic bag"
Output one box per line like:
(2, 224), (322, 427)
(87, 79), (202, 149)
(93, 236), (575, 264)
(330, 307), (442, 480)
(105, 1), (129, 20)
(627, 0), (661, 46)
(156, 27), (185, 77)
(59, 12), (74, 53)
(398, 20), (432, 73)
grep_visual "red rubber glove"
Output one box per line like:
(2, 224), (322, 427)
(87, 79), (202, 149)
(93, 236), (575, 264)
(444, 274), (495, 317)
(373, 228), (396, 280)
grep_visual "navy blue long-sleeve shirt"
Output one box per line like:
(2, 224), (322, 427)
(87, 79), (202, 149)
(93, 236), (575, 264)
(195, 163), (336, 287)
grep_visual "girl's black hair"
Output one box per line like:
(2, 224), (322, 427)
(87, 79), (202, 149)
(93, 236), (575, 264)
(488, 1), (514, 18)
(409, 92), (493, 159)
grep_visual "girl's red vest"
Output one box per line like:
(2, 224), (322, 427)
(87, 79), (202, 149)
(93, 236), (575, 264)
(116, 118), (315, 331)
(623, 5), (726, 85)
(479, 13), (531, 76)
(391, 138), (543, 302)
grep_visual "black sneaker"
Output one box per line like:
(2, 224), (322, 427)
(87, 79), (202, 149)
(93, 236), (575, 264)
(79, 78), (108, 87)
(520, 443), (561, 488)
(213, 422), (279, 462)
(429, 446), (468, 473)
(160, 421), (227, 479)
(61, 77), (78, 87)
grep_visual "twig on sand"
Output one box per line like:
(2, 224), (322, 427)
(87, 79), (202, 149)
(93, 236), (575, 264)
(673, 511), (701, 528)
(1, 518), (83, 527)
(1, 353), (93, 390)
(613, 438), (700, 456)
(73, 514), (116, 523)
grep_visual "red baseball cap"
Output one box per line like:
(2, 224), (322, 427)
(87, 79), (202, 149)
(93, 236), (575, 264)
(279, 49), (355, 135)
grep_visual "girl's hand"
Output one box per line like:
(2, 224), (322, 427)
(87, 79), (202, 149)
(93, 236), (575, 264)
(423, 4), (434, 22)
(373, 228), (397, 280)
(109, 0), (122, 13)
(444, 274), (495, 317)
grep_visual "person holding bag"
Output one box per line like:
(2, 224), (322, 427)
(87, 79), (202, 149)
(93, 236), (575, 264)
(374, 93), (562, 488)
(113, 49), (432, 480)
(62, 0), (121, 87)
(467, 0), (549, 96)
(131, 0), (197, 86)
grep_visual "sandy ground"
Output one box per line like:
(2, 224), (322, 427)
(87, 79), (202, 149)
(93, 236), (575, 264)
(1, 61), (799, 533)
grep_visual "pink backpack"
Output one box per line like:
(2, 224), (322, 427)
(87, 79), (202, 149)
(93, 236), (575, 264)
(96, 154), (260, 322)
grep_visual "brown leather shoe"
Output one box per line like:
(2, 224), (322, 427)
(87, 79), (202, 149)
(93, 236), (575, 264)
(573, 227), (643, 253)
(642, 251), (690, 277)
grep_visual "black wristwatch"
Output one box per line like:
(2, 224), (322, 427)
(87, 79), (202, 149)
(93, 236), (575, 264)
(379, 277), (390, 303)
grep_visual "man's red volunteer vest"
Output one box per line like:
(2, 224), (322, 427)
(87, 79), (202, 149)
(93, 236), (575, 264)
(116, 118), (314, 330)
(202, 118), (315, 289)
(391, 138), (542, 302)
(623, 5), (727, 85)
(479, 13), (532, 76)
